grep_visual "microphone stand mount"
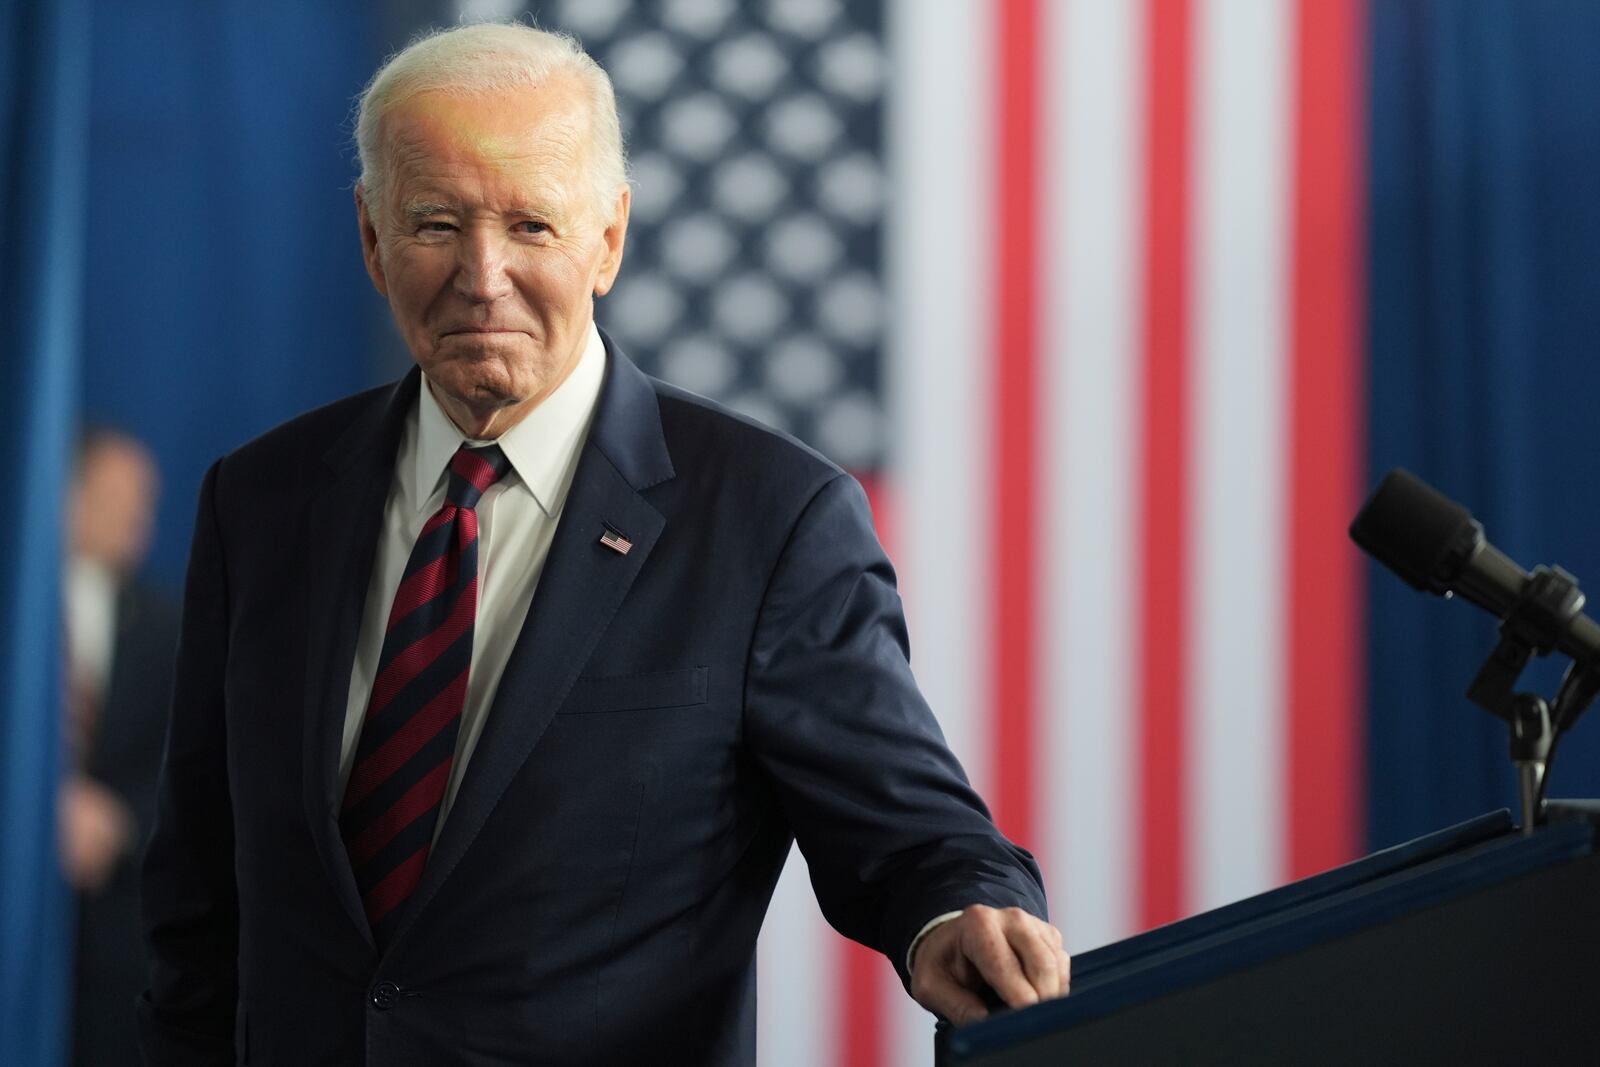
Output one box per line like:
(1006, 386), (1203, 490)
(1464, 566), (1598, 834)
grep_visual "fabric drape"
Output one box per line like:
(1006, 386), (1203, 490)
(1367, 0), (1600, 849)
(0, 0), (91, 1063)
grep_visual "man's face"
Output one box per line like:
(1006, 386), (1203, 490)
(72, 439), (158, 574)
(358, 80), (629, 437)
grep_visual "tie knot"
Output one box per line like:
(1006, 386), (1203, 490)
(445, 444), (510, 509)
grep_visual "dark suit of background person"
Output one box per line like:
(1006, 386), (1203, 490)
(136, 332), (1048, 1066)
(61, 431), (178, 1066)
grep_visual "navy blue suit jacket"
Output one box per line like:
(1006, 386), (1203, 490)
(139, 337), (1045, 1065)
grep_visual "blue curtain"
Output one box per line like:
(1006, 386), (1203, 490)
(0, 0), (91, 1062)
(79, 0), (384, 591)
(1367, 0), (1600, 849)
(0, 3), (379, 1059)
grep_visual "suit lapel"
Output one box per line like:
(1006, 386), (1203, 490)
(300, 370), (418, 946)
(390, 337), (675, 949)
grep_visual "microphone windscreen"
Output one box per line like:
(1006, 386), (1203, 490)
(1349, 469), (1481, 595)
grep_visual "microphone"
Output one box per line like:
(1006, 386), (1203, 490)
(1348, 468), (1600, 666)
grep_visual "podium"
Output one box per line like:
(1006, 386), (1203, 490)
(939, 808), (1600, 1065)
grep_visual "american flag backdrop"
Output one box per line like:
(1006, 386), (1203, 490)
(504, 0), (1364, 1063)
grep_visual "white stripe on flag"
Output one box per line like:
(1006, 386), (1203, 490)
(885, 0), (996, 1062)
(758, 846), (836, 1067)
(1043, 0), (1146, 954)
(1187, 0), (1293, 914)
(886, 0), (995, 802)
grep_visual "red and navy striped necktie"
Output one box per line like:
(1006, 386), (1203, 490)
(340, 443), (510, 945)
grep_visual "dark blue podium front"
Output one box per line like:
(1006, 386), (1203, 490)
(941, 810), (1600, 1065)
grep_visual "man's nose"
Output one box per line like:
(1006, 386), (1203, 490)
(453, 230), (513, 302)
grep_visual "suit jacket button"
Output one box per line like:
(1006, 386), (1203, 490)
(370, 981), (400, 1010)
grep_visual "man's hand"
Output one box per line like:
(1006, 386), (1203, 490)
(59, 774), (134, 892)
(909, 905), (1069, 1025)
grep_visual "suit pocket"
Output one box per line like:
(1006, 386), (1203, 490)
(558, 667), (710, 715)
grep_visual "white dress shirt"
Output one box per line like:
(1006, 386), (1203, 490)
(337, 324), (606, 832)
(66, 556), (118, 706)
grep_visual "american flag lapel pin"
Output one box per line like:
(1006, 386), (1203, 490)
(599, 527), (633, 556)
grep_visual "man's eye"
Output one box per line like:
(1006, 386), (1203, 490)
(419, 221), (456, 234)
(514, 221), (549, 235)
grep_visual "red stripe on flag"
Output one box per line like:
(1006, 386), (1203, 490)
(836, 941), (881, 1067)
(1286, 0), (1365, 879)
(856, 473), (890, 564)
(839, 469), (892, 1067)
(1138, 0), (1192, 931)
(991, 0), (1041, 850)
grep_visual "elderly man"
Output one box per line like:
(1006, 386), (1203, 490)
(140, 22), (1064, 1066)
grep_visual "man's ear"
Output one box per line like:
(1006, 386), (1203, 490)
(593, 185), (631, 298)
(356, 185), (389, 297)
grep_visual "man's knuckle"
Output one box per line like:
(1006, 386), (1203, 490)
(974, 928), (1001, 951)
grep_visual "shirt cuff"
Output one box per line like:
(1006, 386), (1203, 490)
(905, 910), (965, 973)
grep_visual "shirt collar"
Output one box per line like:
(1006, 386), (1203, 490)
(410, 323), (607, 517)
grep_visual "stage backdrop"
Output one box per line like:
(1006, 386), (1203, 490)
(35, 2), (1600, 1066)
(0, 1), (89, 1065)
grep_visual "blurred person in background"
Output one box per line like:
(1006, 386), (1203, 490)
(62, 428), (178, 1066)
(138, 22), (1062, 1065)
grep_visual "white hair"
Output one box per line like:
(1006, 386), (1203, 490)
(355, 21), (627, 219)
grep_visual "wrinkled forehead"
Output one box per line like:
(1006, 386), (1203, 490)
(378, 83), (595, 208)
